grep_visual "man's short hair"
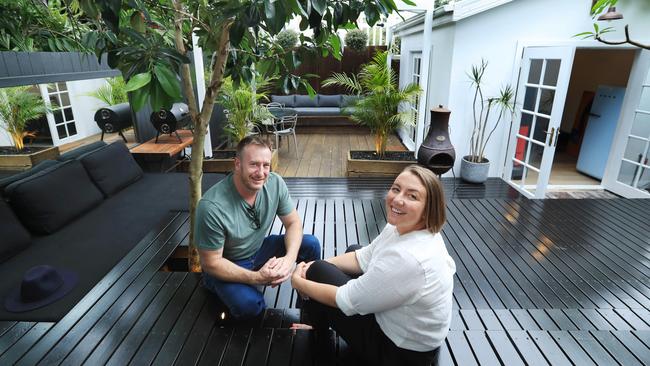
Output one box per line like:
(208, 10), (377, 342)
(235, 136), (273, 158)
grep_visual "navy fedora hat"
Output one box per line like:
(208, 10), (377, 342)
(4, 265), (78, 313)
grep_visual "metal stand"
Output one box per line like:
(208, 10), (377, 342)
(100, 129), (128, 143)
(155, 130), (183, 144)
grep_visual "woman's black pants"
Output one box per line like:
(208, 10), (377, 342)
(303, 245), (439, 366)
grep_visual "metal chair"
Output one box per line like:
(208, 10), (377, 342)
(271, 114), (299, 158)
(265, 102), (283, 108)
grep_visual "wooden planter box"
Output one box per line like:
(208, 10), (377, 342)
(346, 150), (416, 177)
(0, 146), (60, 171)
(178, 149), (279, 173)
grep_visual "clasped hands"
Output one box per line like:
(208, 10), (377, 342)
(257, 256), (297, 287)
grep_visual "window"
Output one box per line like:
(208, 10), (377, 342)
(44, 82), (77, 140)
(408, 54), (422, 143)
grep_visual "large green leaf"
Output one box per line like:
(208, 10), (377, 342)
(154, 64), (181, 99)
(329, 34), (341, 60)
(129, 87), (148, 111)
(124, 72), (151, 92)
(312, 0), (327, 15)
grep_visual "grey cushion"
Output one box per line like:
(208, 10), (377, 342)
(0, 160), (60, 195)
(0, 200), (31, 263)
(295, 95), (318, 107)
(6, 160), (104, 234)
(58, 141), (107, 161)
(80, 141), (143, 197)
(271, 95), (295, 107)
(295, 107), (342, 116)
(342, 95), (360, 107)
(318, 94), (342, 107)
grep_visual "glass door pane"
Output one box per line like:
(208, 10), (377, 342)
(506, 47), (574, 198)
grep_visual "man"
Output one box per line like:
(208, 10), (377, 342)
(195, 136), (321, 319)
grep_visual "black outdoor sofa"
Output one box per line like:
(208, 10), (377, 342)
(0, 140), (223, 321)
(270, 94), (358, 127)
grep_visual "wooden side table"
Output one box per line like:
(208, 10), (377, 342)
(130, 130), (194, 172)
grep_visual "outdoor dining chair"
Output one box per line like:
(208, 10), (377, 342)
(271, 114), (299, 158)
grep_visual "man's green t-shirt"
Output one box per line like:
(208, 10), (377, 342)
(194, 172), (293, 260)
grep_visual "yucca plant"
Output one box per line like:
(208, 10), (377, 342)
(219, 77), (274, 145)
(0, 86), (48, 152)
(323, 51), (421, 156)
(467, 59), (515, 163)
(88, 77), (128, 105)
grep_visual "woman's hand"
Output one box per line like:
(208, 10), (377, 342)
(292, 262), (309, 299)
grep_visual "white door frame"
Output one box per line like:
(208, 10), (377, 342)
(500, 40), (641, 196)
(504, 46), (576, 198)
(602, 49), (650, 198)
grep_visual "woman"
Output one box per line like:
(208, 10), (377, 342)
(291, 165), (456, 365)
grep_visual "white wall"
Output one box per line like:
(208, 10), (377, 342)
(66, 78), (108, 142)
(398, 22), (455, 149)
(434, 0), (650, 177)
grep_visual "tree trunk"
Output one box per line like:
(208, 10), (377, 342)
(171, 2), (233, 272)
(172, 0), (201, 272)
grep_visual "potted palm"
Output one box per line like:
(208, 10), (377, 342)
(461, 60), (515, 183)
(0, 86), (59, 170)
(186, 77), (277, 172)
(323, 51), (421, 176)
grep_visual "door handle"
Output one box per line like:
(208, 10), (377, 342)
(546, 127), (555, 146)
(554, 130), (560, 147)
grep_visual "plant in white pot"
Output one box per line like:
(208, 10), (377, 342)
(461, 60), (515, 183)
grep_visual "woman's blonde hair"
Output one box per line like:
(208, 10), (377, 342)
(402, 165), (446, 233)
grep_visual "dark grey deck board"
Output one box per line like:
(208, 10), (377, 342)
(570, 331), (618, 365)
(138, 275), (206, 366)
(613, 331), (650, 365)
(528, 330), (572, 366)
(107, 272), (197, 366)
(485, 330), (525, 366)
(591, 330), (644, 366)
(549, 330), (596, 366)
(2, 183), (648, 365)
(508, 330), (549, 366)
(456, 202), (562, 307)
(446, 331), (478, 366)
(0, 322), (52, 365)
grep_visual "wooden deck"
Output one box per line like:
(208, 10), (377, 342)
(1, 179), (649, 365)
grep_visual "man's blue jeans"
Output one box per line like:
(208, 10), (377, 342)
(202, 234), (321, 319)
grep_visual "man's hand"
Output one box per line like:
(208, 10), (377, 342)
(268, 255), (296, 287)
(257, 256), (283, 285)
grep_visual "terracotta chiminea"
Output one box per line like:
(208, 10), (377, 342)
(417, 106), (455, 175)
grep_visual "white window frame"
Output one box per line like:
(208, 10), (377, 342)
(40, 82), (78, 146)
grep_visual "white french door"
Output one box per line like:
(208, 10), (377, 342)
(602, 50), (650, 198)
(505, 47), (575, 198)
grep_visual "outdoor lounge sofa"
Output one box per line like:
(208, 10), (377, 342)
(0, 140), (223, 321)
(270, 94), (358, 127)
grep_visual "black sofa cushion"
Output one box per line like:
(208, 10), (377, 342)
(0, 172), (224, 321)
(57, 141), (106, 161)
(5, 160), (104, 234)
(318, 94), (342, 107)
(295, 95), (318, 107)
(0, 160), (60, 195)
(80, 141), (143, 197)
(0, 200), (30, 264)
(271, 95), (295, 107)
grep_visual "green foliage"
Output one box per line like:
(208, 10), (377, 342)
(0, 87), (48, 151)
(0, 0), (89, 52)
(219, 77), (274, 144)
(344, 29), (368, 52)
(276, 29), (299, 50)
(323, 51), (421, 156)
(466, 60), (515, 163)
(88, 77), (128, 105)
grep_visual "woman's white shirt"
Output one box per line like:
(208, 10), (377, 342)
(335, 223), (456, 352)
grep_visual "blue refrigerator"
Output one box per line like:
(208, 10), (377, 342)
(576, 85), (626, 180)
